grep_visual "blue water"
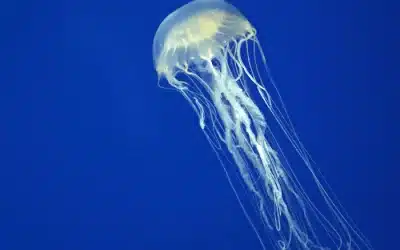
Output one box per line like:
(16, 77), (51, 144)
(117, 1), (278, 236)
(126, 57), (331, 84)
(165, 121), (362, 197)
(2, 0), (398, 249)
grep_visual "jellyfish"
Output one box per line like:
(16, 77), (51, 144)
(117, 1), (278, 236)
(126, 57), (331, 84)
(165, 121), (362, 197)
(152, 0), (372, 249)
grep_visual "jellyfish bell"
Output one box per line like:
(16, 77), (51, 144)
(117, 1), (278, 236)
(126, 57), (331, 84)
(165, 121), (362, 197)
(153, 0), (253, 81)
(153, 0), (372, 249)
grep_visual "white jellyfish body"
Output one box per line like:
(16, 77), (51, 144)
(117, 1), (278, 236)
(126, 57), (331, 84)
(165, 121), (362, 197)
(153, 0), (372, 249)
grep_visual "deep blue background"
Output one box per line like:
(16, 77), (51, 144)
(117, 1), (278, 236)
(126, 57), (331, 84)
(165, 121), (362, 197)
(2, 0), (399, 249)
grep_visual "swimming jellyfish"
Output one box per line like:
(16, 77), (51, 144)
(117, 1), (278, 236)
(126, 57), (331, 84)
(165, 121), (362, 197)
(152, 0), (372, 249)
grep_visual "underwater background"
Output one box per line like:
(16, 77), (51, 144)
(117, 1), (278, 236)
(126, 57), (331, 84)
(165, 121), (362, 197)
(2, 0), (399, 249)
